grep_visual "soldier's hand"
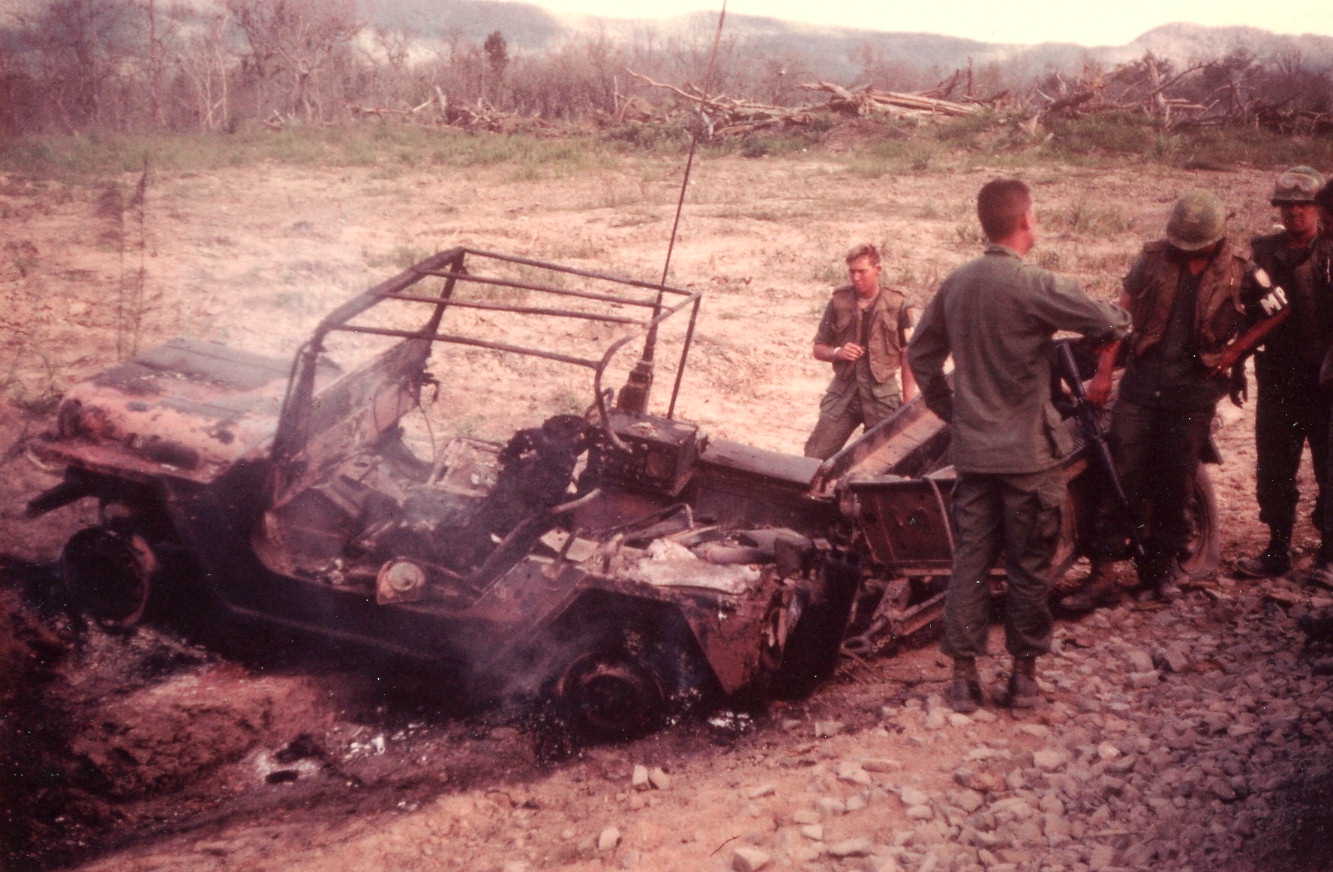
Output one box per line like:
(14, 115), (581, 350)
(1229, 363), (1247, 408)
(837, 342), (865, 361)
(1086, 371), (1113, 408)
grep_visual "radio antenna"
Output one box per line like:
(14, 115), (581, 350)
(615, 1), (728, 413)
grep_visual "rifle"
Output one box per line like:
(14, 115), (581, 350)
(1055, 340), (1146, 562)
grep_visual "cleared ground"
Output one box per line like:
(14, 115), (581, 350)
(2, 135), (1331, 871)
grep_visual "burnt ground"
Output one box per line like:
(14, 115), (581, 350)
(2, 152), (1333, 871)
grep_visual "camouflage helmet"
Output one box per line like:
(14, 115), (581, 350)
(1270, 165), (1325, 205)
(1166, 191), (1226, 252)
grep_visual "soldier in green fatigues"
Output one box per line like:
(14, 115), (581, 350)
(908, 179), (1130, 713)
(804, 243), (917, 460)
(1060, 194), (1287, 614)
(1235, 166), (1329, 579)
(1312, 181), (1333, 586)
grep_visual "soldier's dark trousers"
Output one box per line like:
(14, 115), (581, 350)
(1322, 389), (1333, 564)
(1101, 398), (1213, 575)
(1254, 358), (1329, 544)
(941, 469), (1063, 660)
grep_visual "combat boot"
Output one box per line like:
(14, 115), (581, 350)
(1155, 560), (1185, 601)
(1004, 656), (1041, 709)
(945, 657), (984, 714)
(1057, 561), (1121, 613)
(1134, 562), (1184, 602)
(1236, 529), (1292, 579)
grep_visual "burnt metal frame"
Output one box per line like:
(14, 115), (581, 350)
(271, 247), (702, 469)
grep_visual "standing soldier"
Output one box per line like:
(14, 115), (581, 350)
(1063, 192), (1287, 613)
(1311, 180), (1333, 585)
(1236, 166), (1328, 579)
(804, 243), (917, 460)
(908, 179), (1129, 713)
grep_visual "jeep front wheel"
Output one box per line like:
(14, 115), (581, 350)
(60, 526), (158, 631)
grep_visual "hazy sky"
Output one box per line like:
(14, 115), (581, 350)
(519, 0), (1333, 47)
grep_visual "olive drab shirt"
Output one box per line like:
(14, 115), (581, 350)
(1311, 236), (1333, 386)
(1122, 238), (1250, 371)
(813, 285), (912, 385)
(908, 244), (1130, 474)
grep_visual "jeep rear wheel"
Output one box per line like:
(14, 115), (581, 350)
(1180, 464), (1220, 577)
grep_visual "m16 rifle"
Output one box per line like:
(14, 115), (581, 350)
(1054, 339), (1146, 562)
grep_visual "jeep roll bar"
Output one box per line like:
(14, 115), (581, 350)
(270, 247), (702, 477)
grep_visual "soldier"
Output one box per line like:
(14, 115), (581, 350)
(1063, 192), (1287, 613)
(1235, 166), (1327, 579)
(908, 179), (1129, 713)
(804, 243), (917, 460)
(1311, 180), (1333, 585)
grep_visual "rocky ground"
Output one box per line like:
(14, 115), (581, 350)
(2, 141), (1332, 871)
(10, 558), (1330, 872)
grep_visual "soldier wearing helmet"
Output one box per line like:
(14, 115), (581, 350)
(1063, 191), (1285, 610)
(1235, 166), (1328, 580)
(1310, 180), (1333, 586)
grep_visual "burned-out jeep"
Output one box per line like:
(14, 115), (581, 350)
(25, 248), (1220, 739)
(25, 249), (867, 739)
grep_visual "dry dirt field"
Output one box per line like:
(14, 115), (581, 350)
(2, 138), (1332, 872)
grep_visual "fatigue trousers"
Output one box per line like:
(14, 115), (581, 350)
(1323, 392), (1333, 564)
(1090, 398), (1213, 577)
(803, 370), (902, 460)
(941, 468), (1063, 661)
(1254, 357), (1330, 548)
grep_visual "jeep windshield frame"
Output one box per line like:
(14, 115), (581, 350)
(270, 246), (702, 471)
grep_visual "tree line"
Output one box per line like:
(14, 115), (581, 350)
(2, 0), (1329, 138)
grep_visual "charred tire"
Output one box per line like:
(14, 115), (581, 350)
(60, 526), (158, 631)
(552, 649), (667, 742)
(768, 551), (861, 701)
(1180, 464), (1220, 578)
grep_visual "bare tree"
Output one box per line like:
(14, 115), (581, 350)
(174, 8), (235, 132)
(483, 29), (509, 106)
(14, 0), (133, 131)
(226, 0), (360, 123)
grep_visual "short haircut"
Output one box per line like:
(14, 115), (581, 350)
(977, 178), (1032, 241)
(845, 242), (881, 265)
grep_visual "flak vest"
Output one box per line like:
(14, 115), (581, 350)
(1252, 231), (1323, 367)
(1125, 239), (1248, 370)
(825, 285), (908, 385)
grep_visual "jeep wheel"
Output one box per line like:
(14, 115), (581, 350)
(552, 648), (666, 741)
(1180, 465), (1220, 577)
(60, 526), (158, 631)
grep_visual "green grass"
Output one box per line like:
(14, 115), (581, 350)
(843, 137), (945, 177)
(5, 117), (1333, 184)
(736, 131), (824, 159)
(0, 126), (617, 180)
(1032, 113), (1333, 171)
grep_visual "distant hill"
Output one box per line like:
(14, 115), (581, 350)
(357, 2), (1333, 85)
